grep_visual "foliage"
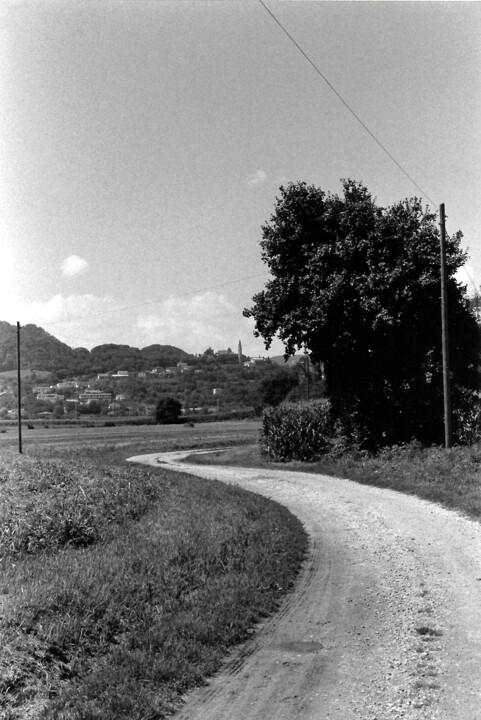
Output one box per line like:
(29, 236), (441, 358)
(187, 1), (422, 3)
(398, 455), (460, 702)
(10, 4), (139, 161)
(0, 455), (164, 558)
(261, 400), (335, 461)
(258, 365), (298, 408)
(155, 396), (183, 424)
(0, 446), (307, 720)
(245, 179), (480, 448)
(0, 320), (193, 375)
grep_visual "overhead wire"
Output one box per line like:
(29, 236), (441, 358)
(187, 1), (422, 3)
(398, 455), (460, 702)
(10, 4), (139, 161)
(39, 271), (270, 329)
(258, 0), (478, 300)
(20, 3), (478, 339)
(258, 0), (437, 207)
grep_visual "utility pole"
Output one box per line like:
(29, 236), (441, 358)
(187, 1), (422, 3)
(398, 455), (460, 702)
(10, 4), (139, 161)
(17, 321), (23, 454)
(305, 352), (310, 401)
(439, 204), (452, 449)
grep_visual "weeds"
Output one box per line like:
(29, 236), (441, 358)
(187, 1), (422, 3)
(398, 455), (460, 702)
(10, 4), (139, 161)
(0, 454), (167, 559)
(0, 445), (307, 720)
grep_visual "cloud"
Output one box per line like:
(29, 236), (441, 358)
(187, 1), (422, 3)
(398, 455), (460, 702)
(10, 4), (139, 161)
(61, 255), (89, 277)
(136, 291), (284, 356)
(4, 290), (286, 356)
(16, 293), (121, 349)
(248, 169), (267, 186)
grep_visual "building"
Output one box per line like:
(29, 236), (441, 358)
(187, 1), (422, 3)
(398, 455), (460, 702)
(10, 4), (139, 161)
(35, 393), (64, 404)
(243, 357), (267, 369)
(56, 381), (78, 390)
(177, 362), (192, 373)
(79, 390), (112, 404)
(33, 385), (52, 394)
(111, 371), (129, 378)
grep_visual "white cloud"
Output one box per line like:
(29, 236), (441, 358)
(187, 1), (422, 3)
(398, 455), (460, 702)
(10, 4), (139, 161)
(2, 289), (286, 356)
(248, 169), (267, 186)
(15, 293), (121, 349)
(136, 291), (284, 356)
(61, 255), (89, 277)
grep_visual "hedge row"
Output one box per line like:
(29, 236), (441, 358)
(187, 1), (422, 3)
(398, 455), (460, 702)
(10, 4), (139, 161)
(261, 400), (334, 462)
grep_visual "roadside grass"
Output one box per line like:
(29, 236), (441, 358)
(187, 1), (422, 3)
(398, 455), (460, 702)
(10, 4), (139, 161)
(0, 444), (307, 720)
(184, 441), (481, 521)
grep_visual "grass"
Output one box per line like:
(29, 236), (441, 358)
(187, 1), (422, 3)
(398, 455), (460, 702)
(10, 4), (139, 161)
(0, 432), (307, 720)
(184, 440), (481, 521)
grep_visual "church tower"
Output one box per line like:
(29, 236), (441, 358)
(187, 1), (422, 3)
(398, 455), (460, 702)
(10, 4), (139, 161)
(238, 340), (242, 364)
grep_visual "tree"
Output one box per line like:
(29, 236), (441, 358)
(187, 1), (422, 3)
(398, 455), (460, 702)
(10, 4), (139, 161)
(155, 397), (182, 424)
(258, 366), (298, 407)
(244, 180), (480, 448)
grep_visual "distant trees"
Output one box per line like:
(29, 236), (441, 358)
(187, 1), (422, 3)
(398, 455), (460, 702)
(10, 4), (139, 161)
(245, 179), (480, 448)
(258, 366), (298, 408)
(155, 397), (183, 424)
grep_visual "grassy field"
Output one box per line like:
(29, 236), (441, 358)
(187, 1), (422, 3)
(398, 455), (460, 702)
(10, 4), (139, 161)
(186, 441), (481, 521)
(0, 418), (261, 451)
(0, 421), (307, 720)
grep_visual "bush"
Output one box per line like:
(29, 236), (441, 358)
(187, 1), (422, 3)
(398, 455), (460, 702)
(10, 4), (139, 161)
(155, 397), (182, 424)
(453, 389), (481, 445)
(261, 400), (335, 462)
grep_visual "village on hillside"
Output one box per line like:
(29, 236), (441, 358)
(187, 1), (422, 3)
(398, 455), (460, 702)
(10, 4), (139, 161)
(0, 343), (320, 422)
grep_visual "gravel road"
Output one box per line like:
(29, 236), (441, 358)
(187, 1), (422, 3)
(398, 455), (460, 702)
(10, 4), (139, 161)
(128, 450), (481, 720)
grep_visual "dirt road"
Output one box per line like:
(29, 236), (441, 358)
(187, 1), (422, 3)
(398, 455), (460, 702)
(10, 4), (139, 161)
(128, 450), (481, 720)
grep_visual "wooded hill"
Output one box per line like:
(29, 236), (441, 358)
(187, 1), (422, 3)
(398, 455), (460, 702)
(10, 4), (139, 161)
(0, 321), (192, 376)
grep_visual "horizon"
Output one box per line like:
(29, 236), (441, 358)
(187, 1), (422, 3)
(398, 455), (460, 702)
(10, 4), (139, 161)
(0, 317), (279, 359)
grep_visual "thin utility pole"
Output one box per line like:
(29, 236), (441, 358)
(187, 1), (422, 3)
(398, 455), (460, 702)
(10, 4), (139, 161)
(304, 352), (310, 401)
(17, 321), (23, 454)
(439, 204), (452, 449)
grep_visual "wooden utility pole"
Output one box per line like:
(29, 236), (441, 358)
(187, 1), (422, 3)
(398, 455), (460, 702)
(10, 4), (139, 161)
(17, 321), (23, 454)
(439, 204), (452, 449)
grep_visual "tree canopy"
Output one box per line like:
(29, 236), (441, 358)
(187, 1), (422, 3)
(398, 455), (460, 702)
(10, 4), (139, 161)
(155, 397), (183, 424)
(244, 180), (480, 447)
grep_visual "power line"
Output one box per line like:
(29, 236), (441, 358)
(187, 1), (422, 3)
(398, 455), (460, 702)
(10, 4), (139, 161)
(258, 1), (479, 297)
(39, 272), (270, 329)
(258, 0), (437, 207)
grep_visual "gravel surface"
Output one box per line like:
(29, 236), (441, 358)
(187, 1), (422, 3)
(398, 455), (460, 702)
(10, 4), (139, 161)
(128, 451), (481, 720)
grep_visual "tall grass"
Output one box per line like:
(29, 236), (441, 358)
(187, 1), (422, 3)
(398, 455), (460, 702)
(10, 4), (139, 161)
(0, 446), (307, 720)
(0, 455), (166, 558)
(261, 400), (333, 461)
(317, 441), (481, 518)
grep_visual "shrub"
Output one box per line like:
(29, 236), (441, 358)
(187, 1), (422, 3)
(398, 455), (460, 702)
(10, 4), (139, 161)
(261, 400), (335, 461)
(155, 397), (182, 424)
(453, 389), (481, 445)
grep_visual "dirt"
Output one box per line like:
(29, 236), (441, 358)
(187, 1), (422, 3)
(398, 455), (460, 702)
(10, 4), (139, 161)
(128, 450), (481, 720)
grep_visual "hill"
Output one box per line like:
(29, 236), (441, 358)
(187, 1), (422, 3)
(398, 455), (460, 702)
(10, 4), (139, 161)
(0, 321), (76, 373)
(0, 321), (192, 376)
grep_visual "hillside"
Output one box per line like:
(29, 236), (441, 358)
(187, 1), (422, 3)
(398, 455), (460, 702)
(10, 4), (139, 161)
(0, 321), (192, 375)
(0, 321), (76, 373)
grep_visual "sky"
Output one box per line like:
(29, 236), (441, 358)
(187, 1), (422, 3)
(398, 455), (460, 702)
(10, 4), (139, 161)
(1, 0), (480, 357)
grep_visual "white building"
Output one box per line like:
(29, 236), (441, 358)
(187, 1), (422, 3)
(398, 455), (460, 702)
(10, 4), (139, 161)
(79, 390), (112, 404)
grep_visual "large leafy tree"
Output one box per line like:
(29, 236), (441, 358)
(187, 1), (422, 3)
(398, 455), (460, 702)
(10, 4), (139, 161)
(244, 180), (480, 447)
(155, 396), (183, 425)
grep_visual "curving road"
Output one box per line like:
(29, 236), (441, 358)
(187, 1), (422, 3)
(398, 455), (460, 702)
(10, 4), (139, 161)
(128, 450), (481, 720)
